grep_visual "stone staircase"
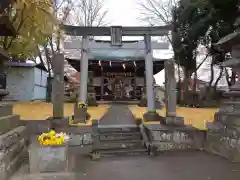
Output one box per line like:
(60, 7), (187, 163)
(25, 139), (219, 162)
(0, 103), (28, 180)
(93, 124), (147, 157)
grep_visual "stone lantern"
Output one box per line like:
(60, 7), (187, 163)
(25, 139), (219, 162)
(205, 30), (240, 162)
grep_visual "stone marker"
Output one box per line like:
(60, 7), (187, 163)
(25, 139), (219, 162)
(51, 53), (65, 119)
(164, 59), (184, 126)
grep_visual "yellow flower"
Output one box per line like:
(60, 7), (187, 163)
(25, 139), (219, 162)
(38, 130), (65, 146)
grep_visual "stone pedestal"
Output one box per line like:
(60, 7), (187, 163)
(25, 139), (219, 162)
(144, 124), (205, 155)
(29, 137), (74, 173)
(72, 104), (90, 124)
(143, 111), (165, 123)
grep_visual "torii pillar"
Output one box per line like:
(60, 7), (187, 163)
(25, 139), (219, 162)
(143, 34), (162, 122)
(73, 36), (90, 123)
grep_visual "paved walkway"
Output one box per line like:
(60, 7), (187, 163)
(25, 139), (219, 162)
(73, 151), (240, 180)
(99, 105), (136, 125)
(11, 151), (240, 180)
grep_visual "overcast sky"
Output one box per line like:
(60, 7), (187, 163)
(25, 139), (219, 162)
(104, 0), (144, 26)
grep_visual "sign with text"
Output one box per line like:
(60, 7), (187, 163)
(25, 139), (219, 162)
(111, 26), (122, 46)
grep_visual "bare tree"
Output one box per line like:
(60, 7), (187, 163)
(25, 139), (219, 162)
(35, 0), (74, 101)
(139, 0), (177, 26)
(68, 0), (108, 26)
(62, 0), (108, 101)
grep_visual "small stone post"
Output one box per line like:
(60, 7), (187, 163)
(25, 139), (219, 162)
(164, 59), (184, 125)
(165, 59), (177, 117)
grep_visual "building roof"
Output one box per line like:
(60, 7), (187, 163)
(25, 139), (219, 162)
(5, 62), (47, 71)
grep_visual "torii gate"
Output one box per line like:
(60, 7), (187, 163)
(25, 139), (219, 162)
(53, 25), (181, 125)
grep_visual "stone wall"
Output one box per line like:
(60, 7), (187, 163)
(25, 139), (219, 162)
(0, 103), (28, 180)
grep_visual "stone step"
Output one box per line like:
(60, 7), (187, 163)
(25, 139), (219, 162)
(0, 115), (23, 135)
(99, 148), (147, 156)
(0, 103), (13, 117)
(99, 132), (141, 141)
(97, 124), (139, 133)
(96, 140), (143, 150)
(0, 146), (28, 180)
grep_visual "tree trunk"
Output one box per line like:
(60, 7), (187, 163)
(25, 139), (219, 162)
(213, 66), (224, 89)
(177, 63), (182, 102)
(205, 60), (214, 101)
(183, 68), (191, 104)
(43, 45), (53, 102)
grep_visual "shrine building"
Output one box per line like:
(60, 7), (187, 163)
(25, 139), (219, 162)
(64, 39), (170, 102)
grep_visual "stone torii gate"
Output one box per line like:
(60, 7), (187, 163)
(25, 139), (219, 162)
(57, 25), (181, 125)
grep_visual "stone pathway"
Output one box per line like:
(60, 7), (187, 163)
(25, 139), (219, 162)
(99, 104), (136, 125)
(11, 151), (240, 180)
(74, 151), (240, 180)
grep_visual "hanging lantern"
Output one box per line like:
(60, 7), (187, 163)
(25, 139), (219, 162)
(109, 61), (112, 67)
(98, 60), (101, 66)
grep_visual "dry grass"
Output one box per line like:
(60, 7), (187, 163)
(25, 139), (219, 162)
(13, 102), (217, 130)
(128, 105), (218, 130)
(13, 102), (109, 123)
